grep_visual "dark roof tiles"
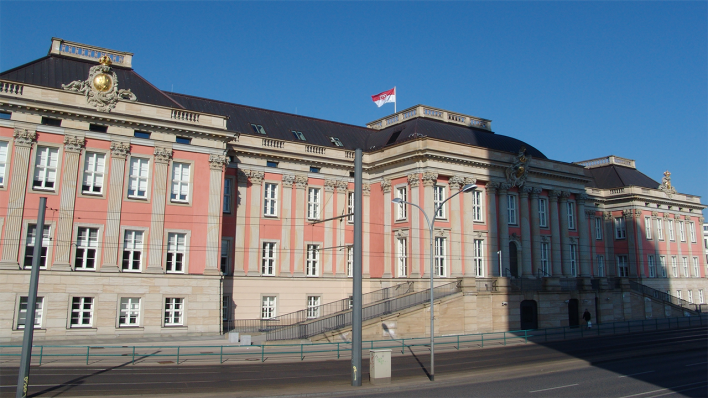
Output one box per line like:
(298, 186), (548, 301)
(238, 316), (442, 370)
(585, 165), (659, 189)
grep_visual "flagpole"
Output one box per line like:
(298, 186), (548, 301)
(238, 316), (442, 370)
(394, 86), (397, 113)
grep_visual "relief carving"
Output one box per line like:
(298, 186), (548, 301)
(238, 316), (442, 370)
(282, 174), (295, 188)
(63, 135), (85, 153)
(62, 56), (137, 113)
(504, 146), (531, 187)
(449, 175), (465, 190)
(658, 170), (676, 198)
(407, 173), (420, 188)
(13, 128), (36, 147)
(324, 179), (337, 192)
(380, 178), (391, 193)
(208, 154), (229, 170)
(336, 180), (348, 192)
(362, 183), (371, 196)
(110, 141), (130, 159)
(422, 172), (438, 187)
(153, 147), (173, 164)
(295, 175), (308, 189)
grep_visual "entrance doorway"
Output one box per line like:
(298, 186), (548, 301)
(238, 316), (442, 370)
(568, 298), (579, 327)
(520, 300), (538, 330)
(509, 242), (518, 277)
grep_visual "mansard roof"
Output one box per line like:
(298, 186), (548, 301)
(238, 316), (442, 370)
(584, 164), (659, 189)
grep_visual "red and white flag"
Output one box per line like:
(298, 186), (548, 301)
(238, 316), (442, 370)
(371, 87), (396, 108)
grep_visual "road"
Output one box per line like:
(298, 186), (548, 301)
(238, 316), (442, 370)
(1, 326), (706, 398)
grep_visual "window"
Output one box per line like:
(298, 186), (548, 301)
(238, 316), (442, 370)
(75, 227), (98, 270)
(688, 290), (693, 304)
(434, 186), (446, 218)
(541, 243), (550, 276)
(434, 237), (446, 277)
(648, 255), (656, 278)
(699, 289), (704, 304)
(292, 131), (306, 141)
(264, 183), (277, 217)
(261, 296), (276, 319)
(347, 192), (354, 223)
(70, 297), (94, 327)
(175, 136), (191, 145)
(89, 123), (107, 133)
(678, 221), (686, 242)
(0, 141), (8, 186)
(657, 219), (664, 240)
(166, 233), (186, 273)
(128, 158), (149, 199)
(594, 217), (602, 240)
(507, 195), (517, 225)
(221, 239), (230, 274)
(330, 137), (343, 147)
(309, 166), (320, 173)
(266, 161), (278, 168)
(250, 124), (266, 135)
(676, 290), (682, 300)
(122, 230), (143, 272)
(538, 198), (548, 228)
(659, 256), (667, 278)
(24, 224), (50, 269)
(164, 298), (183, 326)
(307, 296), (321, 318)
(306, 244), (319, 277)
(307, 188), (320, 220)
(396, 187), (407, 220)
(569, 244), (578, 276)
(671, 256), (678, 278)
(17, 297), (43, 329)
(615, 218), (626, 239)
(693, 257), (699, 278)
(617, 255), (628, 277)
(682, 257), (689, 277)
(134, 131), (151, 139)
(82, 152), (105, 194)
(397, 238), (407, 277)
(33, 146), (58, 190)
(474, 239), (484, 277)
(689, 222), (696, 242)
(171, 162), (190, 202)
(262, 242), (276, 276)
(223, 296), (231, 322)
(567, 202), (575, 230)
(644, 217), (652, 240)
(0, 111), (11, 120)
(119, 297), (140, 327)
(347, 246), (353, 278)
(596, 255), (605, 277)
(472, 190), (483, 222)
(41, 116), (61, 126)
(668, 220), (675, 241)
(223, 179), (232, 213)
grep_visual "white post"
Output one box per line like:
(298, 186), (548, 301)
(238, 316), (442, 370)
(498, 250), (502, 277)
(394, 86), (397, 113)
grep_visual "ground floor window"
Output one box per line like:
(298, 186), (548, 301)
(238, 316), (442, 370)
(307, 296), (321, 319)
(261, 296), (276, 319)
(119, 297), (141, 327)
(617, 255), (628, 277)
(164, 298), (184, 326)
(70, 297), (94, 327)
(17, 296), (43, 329)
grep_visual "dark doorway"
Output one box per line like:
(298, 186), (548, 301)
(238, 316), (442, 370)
(520, 300), (538, 330)
(568, 298), (579, 327)
(509, 242), (518, 277)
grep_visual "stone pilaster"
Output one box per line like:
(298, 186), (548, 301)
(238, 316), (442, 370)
(498, 183), (511, 276)
(101, 141), (130, 272)
(233, 170), (248, 276)
(486, 182), (499, 276)
(685, 215), (693, 275)
(519, 186), (532, 277)
(585, 209), (596, 276)
(280, 175), (295, 276)
(576, 193), (591, 277)
(0, 127), (36, 269)
(559, 191), (571, 276)
(335, 180), (348, 277)
(604, 211), (616, 277)
(204, 154), (229, 275)
(624, 209), (638, 277)
(408, 173), (421, 278)
(52, 135), (85, 271)
(145, 147), (172, 274)
(462, 177), (477, 277)
(449, 176), (465, 277)
(293, 175), (308, 277)
(651, 211), (660, 276)
(245, 169), (264, 276)
(530, 187), (542, 277)
(381, 178), (392, 278)
(363, 182), (371, 277)
(421, 172), (437, 277)
(549, 190), (562, 276)
(324, 179), (336, 276)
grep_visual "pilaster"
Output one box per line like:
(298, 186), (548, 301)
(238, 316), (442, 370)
(101, 141), (129, 273)
(549, 190), (562, 276)
(449, 175), (465, 277)
(293, 175), (308, 277)
(233, 170), (248, 276)
(381, 178), (392, 278)
(519, 186), (532, 277)
(145, 147), (172, 274)
(280, 175), (295, 276)
(335, 180), (348, 277)
(462, 177), (476, 277)
(498, 183), (510, 276)
(530, 187), (542, 277)
(246, 169), (264, 276)
(624, 209), (638, 277)
(576, 193), (591, 277)
(604, 211), (616, 277)
(363, 182), (371, 277)
(408, 173), (421, 278)
(204, 154), (229, 275)
(324, 179), (336, 276)
(486, 182), (499, 276)
(559, 191), (571, 276)
(421, 172), (437, 278)
(52, 135), (85, 271)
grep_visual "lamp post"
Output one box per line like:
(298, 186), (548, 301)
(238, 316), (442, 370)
(392, 183), (477, 381)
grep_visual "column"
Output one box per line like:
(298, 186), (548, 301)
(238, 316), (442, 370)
(634, 210), (645, 277)
(462, 177), (477, 277)
(421, 172), (437, 277)
(363, 183), (371, 277)
(559, 191), (571, 276)
(498, 183), (511, 276)
(624, 209), (638, 277)
(486, 182), (499, 276)
(101, 141), (130, 272)
(449, 176), (465, 277)
(519, 186), (532, 277)
(52, 135), (85, 271)
(530, 187), (542, 277)
(381, 179), (392, 278)
(577, 194), (591, 277)
(335, 180), (348, 277)
(586, 209), (597, 276)
(293, 175), (308, 277)
(604, 211), (616, 277)
(246, 170), (264, 276)
(684, 215), (693, 274)
(408, 173), (421, 278)
(324, 179), (336, 276)
(280, 175), (295, 276)
(204, 154), (228, 275)
(651, 211), (660, 275)
(549, 190), (562, 276)
(0, 127), (36, 269)
(233, 170), (248, 276)
(146, 147), (172, 274)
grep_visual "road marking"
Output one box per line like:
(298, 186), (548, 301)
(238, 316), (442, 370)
(617, 381), (707, 398)
(619, 370), (654, 377)
(684, 361), (706, 366)
(529, 384), (579, 393)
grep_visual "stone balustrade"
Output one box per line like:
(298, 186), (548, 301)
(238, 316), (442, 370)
(366, 105), (492, 131)
(0, 81), (23, 95)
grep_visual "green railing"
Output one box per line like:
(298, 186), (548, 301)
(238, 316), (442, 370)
(1, 314), (705, 366)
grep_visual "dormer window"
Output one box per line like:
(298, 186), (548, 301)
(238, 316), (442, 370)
(292, 131), (306, 141)
(250, 124), (266, 135)
(330, 137), (343, 147)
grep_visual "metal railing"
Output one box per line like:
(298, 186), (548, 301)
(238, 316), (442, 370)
(629, 280), (700, 314)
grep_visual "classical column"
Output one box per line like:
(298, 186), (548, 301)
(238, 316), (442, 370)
(651, 211), (660, 274)
(604, 211), (616, 277)
(421, 172), (437, 277)
(323, 179), (336, 276)
(449, 176), (465, 277)
(335, 180), (348, 277)
(0, 127), (36, 269)
(461, 177), (477, 277)
(498, 183), (511, 276)
(280, 175), (295, 276)
(549, 190), (562, 276)
(685, 215), (693, 273)
(246, 170), (264, 276)
(530, 187), (542, 277)
(634, 210), (645, 277)
(381, 178), (392, 278)
(486, 182), (499, 276)
(233, 170), (248, 276)
(52, 135), (85, 271)
(624, 209), (638, 277)
(408, 173), (421, 278)
(293, 175), (308, 277)
(519, 186), (532, 277)
(559, 191), (571, 276)
(363, 183), (371, 277)
(585, 209), (596, 276)
(145, 147), (172, 274)
(101, 141), (130, 272)
(576, 194), (591, 277)
(204, 154), (228, 275)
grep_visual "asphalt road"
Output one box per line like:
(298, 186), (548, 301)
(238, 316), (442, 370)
(1, 326), (706, 398)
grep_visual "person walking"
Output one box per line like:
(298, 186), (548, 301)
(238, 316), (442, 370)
(583, 309), (592, 329)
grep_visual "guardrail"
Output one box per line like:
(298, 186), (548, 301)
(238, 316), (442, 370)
(1, 314), (705, 366)
(629, 280), (700, 313)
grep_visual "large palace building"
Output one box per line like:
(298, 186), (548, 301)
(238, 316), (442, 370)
(0, 39), (705, 342)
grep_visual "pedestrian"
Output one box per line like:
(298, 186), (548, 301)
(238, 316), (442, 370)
(583, 309), (592, 329)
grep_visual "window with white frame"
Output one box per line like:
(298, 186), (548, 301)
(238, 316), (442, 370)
(688, 290), (693, 304)
(264, 183), (277, 217)
(32, 146), (58, 190)
(617, 255), (629, 277)
(434, 237), (446, 277)
(434, 186), (446, 219)
(659, 256), (667, 278)
(678, 221), (686, 242)
(539, 198), (548, 228)
(122, 230), (143, 272)
(596, 255), (605, 277)
(615, 218), (626, 239)
(128, 157), (149, 199)
(262, 242), (276, 276)
(0, 141), (8, 186)
(166, 233), (186, 273)
(699, 289), (704, 304)
(693, 257), (699, 278)
(472, 190), (483, 222)
(689, 222), (696, 242)
(307, 187), (320, 220)
(397, 237), (407, 277)
(171, 162), (190, 202)
(648, 255), (656, 278)
(676, 290), (682, 300)
(164, 298), (183, 326)
(24, 224), (50, 269)
(82, 152), (105, 194)
(668, 220), (675, 241)
(569, 244), (578, 276)
(507, 195), (517, 225)
(682, 257), (689, 277)
(17, 296), (43, 329)
(306, 244), (319, 276)
(645, 217), (652, 240)
(119, 297), (141, 327)
(657, 219), (664, 240)
(567, 202), (576, 230)
(396, 187), (407, 220)
(261, 296), (276, 319)
(307, 296), (321, 319)
(223, 178), (233, 213)
(75, 227), (98, 270)
(595, 217), (603, 240)
(671, 256), (678, 278)
(220, 239), (230, 275)
(347, 246), (353, 277)
(70, 297), (94, 327)
(347, 192), (354, 223)
(540, 243), (550, 276)
(474, 239), (484, 277)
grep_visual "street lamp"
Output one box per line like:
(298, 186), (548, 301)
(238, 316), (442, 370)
(392, 182), (477, 381)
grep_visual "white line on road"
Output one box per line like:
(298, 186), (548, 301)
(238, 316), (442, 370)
(684, 361), (706, 366)
(619, 371), (655, 378)
(617, 381), (707, 398)
(529, 384), (579, 393)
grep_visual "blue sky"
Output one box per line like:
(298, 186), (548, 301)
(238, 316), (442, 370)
(1, 2), (706, 215)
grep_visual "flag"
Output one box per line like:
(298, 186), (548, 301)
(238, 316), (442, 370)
(371, 87), (396, 107)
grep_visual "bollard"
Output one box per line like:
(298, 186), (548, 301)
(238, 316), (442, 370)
(401, 340), (404, 355)
(132, 347), (135, 365)
(457, 335), (460, 350)
(220, 346), (223, 364)
(481, 334), (484, 348)
(337, 343), (340, 359)
(301, 344), (304, 361)
(86, 346), (90, 365)
(503, 332), (506, 346)
(261, 345), (264, 362)
(39, 346), (43, 366)
(177, 347), (180, 365)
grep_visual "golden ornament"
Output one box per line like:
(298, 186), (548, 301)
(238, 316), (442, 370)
(93, 73), (113, 92)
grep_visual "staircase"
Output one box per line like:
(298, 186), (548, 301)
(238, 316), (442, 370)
(629, 280), (700, 315)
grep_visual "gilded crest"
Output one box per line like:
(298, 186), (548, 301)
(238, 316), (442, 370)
(62, 57), (137, 112)
(505, 146), (531, 187)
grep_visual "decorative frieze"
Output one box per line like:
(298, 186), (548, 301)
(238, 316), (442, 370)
(324, 179), (337, 192)
(110, 141), (130, 159)
(13, 128), (36, 147)
(449, 175), (465, 190)
(63, 135), (85, 153)
(421, 171), (438, 187)
(407, 173), (420, 187)
(362, 183), (371, 196)
(208, 154), (229, 170)
(464, 177), (477, 186)
(282, 174), (295, 188)
(244, 169), (265, 185)
(295, 175), (308, 189)
(153, 147), (172, 164)
(380, 178), (391, 193)
(336, 180), (348, 192)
